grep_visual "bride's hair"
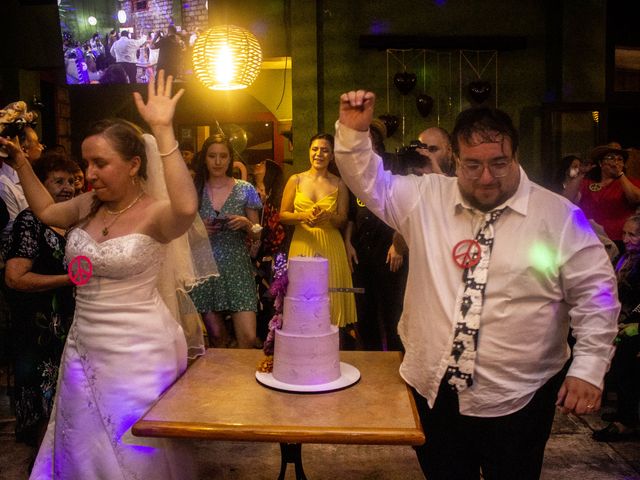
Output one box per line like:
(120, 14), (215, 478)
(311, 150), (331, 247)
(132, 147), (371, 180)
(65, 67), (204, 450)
(85, 119), (148, 180)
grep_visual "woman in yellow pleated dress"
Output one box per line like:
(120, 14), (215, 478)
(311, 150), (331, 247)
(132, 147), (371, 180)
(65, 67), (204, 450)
(280, 133), (357, 334)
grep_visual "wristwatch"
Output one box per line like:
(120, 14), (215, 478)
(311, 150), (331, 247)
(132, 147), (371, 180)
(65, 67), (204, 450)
(251, 223), (263, 234)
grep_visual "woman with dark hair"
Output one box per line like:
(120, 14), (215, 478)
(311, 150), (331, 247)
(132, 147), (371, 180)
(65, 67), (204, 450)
(280, 133), (357, 335)
(190, 133), (263, 348)
(564, 144), (640, 250)
(550, 154), (582, 194)
(4, 153), (76, 452)
(0, 72), (213, 479)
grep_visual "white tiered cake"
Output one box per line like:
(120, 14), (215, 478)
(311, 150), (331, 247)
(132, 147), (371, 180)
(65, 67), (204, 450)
(272, 256), (341, 385)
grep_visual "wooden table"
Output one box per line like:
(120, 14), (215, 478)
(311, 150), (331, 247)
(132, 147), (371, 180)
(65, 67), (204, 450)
(133, 349), (425, 479)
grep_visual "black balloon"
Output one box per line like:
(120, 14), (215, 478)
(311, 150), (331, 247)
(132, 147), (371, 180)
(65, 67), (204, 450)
(379, 114), (400, 137)
(416, 94), (434, 117)
(468, 80), (492, 104)
(393, 71), (417, 95)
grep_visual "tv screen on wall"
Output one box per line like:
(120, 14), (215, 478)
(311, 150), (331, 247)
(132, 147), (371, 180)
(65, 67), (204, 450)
(57, 0), (209, 85)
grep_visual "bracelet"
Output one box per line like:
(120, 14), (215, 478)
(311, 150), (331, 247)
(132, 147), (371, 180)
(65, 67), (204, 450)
(158, 141), (180, 157)
(617, 172), (625, 179)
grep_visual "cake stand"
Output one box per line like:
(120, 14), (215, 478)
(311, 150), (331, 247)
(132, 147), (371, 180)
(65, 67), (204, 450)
(255, 362), (360, 393)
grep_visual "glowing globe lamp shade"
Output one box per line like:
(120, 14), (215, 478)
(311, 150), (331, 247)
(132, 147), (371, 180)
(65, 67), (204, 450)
(87, 16), (97, 26)
(192, 25), (262, 91)
(117, 10), (127, 24)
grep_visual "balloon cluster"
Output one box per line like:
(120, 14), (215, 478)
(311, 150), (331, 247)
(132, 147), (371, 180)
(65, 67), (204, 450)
(391, 70), (435, 122)
(384, 70), (493, 138)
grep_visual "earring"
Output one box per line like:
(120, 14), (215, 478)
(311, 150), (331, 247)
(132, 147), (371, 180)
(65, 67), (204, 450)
(131, 176), (137, 185)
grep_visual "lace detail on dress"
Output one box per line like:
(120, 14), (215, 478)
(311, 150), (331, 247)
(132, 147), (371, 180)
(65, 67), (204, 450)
(66, 229), (166, 279)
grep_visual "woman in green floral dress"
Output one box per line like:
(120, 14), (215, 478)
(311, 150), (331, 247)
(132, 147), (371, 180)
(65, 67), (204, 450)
(190, 134), (262, 348)
(4, 153), (76, 449)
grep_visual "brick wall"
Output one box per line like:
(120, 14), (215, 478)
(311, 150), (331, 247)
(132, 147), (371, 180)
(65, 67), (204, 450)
(121, 0), (208, 37)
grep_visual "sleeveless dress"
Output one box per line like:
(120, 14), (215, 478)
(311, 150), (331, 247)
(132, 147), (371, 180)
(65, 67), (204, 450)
(288, 187), (357, 327)
(30, 229), (194, 480)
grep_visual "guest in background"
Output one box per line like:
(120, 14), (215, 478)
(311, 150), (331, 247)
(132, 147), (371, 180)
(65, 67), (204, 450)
(344, 120), (405, 350)
(593, 214), (640, 442)
(70, 160), (86, 195)
(4, 153), (76, 452)
(110, 30), (147, 84)
(247, 158), (286, 342)
(99, 63), (129, 85)
(564, 143), (640, 251)
(280, 133), (357, 341)
(0, 101), (44, 244)
(416, 126), (455, 176)
(179, 141), (196, 178)
(550, 154), (582, 194)
(151, 26), (184, 80)
(190, 134), (262, 348)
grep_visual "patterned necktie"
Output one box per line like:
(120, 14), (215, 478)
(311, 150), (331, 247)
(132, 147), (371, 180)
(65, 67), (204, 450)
(445, 208), (505, 392)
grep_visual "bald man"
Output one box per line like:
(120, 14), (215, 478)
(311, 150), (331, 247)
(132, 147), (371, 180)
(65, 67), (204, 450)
(416, 127), (454, 176)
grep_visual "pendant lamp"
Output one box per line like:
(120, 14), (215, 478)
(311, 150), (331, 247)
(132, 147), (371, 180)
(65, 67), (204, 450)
(192, 25), (262, 91)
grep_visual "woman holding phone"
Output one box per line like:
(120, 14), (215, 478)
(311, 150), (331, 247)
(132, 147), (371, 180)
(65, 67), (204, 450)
(190, 133), (262, 348)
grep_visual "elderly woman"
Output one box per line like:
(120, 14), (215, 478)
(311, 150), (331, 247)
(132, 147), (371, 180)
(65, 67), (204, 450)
(4, 153), (76, 451)
(593, 214), (640, 441)
(564, 144), (640, 251)
(0, 101), (44, 240)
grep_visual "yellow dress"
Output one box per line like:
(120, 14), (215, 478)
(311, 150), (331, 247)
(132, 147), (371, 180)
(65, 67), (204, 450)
(288, 187), (357, 327)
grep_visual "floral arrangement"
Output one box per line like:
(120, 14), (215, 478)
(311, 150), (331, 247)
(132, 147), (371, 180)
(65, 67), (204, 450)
(256, 252), (288, 373)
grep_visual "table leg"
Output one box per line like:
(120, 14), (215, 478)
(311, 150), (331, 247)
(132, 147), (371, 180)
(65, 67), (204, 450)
(278, 443), (308, 480)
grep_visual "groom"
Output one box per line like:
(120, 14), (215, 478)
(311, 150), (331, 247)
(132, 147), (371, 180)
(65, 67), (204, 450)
(334, 89), (619, 479)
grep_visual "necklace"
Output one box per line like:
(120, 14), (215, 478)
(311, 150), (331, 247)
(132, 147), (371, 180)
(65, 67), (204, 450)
(101, 192), (144, 236)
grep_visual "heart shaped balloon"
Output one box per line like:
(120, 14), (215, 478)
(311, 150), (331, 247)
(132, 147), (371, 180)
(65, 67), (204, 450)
(393, 71), (417, 95)
(379, 114), (399, 137)
(468, 81), (492, 104)
(416, 94), (434, 117)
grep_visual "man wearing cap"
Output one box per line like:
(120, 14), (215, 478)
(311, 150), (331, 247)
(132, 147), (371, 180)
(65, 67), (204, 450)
(564, 143), (640, 249)
(334, 89), (619, 480)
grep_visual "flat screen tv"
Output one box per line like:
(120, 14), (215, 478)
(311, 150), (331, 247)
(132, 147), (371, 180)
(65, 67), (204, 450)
(57, 0), (209, 85)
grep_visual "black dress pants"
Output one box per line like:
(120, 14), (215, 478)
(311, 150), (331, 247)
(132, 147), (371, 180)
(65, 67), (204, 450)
(412, 371), (563, 480)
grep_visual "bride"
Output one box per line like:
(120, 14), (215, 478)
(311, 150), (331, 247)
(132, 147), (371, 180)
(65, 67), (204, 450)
(1, 72), (209, 479)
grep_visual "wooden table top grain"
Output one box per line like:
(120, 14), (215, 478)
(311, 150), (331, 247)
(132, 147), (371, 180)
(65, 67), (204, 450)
(133, 348), (425, 446)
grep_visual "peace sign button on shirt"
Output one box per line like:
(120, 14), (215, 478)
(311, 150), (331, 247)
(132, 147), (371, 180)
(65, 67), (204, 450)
(452, 239), (482, 269)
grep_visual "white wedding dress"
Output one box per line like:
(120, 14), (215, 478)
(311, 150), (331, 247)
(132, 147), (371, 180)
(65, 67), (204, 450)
(30, 228), (195, 480)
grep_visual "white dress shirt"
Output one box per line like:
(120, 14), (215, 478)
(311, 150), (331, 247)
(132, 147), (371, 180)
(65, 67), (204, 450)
(334, 123), (619, 417)
(110, 35), (147, 64)
(0, 162), (28, 242)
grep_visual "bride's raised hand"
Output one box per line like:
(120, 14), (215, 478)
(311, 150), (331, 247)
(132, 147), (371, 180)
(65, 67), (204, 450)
(133, 69), (184, 129)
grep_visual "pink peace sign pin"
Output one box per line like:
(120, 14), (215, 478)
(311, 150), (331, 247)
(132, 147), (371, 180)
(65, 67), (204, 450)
(68, 255), (93, 286)
(452, 239), (482, 269)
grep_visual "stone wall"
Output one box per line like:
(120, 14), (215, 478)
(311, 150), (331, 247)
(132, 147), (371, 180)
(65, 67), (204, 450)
(121, 0), (208, 36)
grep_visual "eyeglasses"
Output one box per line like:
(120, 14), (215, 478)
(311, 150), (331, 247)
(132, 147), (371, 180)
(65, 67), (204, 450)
(602, 154), (625, 162)
(458, 159), (513, 179)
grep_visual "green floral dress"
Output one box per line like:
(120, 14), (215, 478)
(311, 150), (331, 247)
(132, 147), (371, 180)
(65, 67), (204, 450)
(190, 180), (262, 313)
(5, 209), (75, 446)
